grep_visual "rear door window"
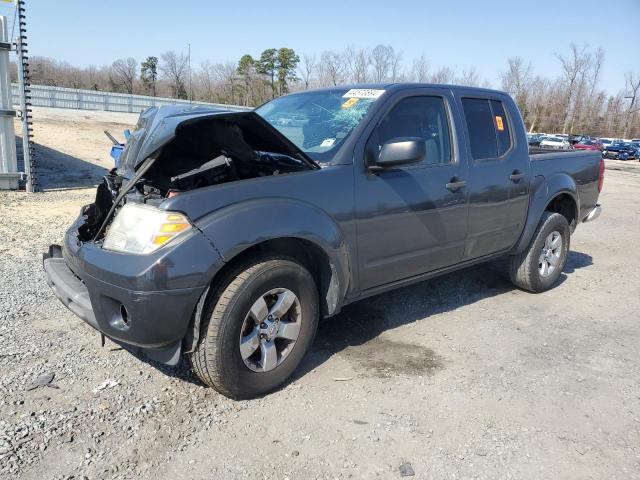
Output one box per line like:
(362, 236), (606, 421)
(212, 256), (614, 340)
(490, 100), (511, 156)
(461, 98), (512, 160)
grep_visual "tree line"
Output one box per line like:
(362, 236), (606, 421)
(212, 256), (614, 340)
(10, 44), (640, 138)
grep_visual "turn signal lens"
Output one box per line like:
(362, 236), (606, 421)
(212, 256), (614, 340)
(159, 222), (189, 233)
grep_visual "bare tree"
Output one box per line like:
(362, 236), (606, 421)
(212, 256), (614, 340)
(410, 54), (430, 82)
(623, 71), (640, 137)
(110, 57), (137, 94)
(217, 61), (238, 104)
(389, 48), (403, 82)
(195, 60), (239, 103)
(457, 67), (482, 87)
(344, 46), (370, 83)
(11, 44), (637, 138)
(318, 51), (346, 87)
(370, 44), (394, 82)
(429, 66), (455, 84)
(501, 57), (533, 113)
(196, 61), (218, 101)
(587, 48), (605, 100)
(298, 53), (316, 90)
(160, 51), (189, 99)
(556, 44), (594, 133)
(524, 76), (550, 132)
(580, 47), (605, 132)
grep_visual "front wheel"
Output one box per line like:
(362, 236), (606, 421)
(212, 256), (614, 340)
(508, 212), (570, 293)
(190, 257), (319, 399)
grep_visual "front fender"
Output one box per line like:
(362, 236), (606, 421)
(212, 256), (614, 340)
(195, 197), (351, 313)
(511, 172), (578, 254)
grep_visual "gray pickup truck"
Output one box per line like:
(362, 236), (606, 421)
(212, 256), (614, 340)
(44, 84), (603, 399)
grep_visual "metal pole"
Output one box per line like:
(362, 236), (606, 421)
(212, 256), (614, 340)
(16, 34), (31, 192)
(0, 15), (18, 190)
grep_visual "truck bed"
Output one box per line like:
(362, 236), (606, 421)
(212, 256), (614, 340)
(528, 149), (602, 224)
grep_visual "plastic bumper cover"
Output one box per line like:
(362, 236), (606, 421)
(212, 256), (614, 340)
(582, 204), (602, 223)
(43, 227), (224, 365)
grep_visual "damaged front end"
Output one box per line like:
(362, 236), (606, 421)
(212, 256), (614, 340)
(76, 106), (319, 244)
(46, 105), (320, 365)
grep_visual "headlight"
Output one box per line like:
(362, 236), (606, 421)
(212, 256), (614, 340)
(103, 203), (192, 254)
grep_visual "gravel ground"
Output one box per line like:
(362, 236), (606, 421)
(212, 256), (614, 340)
(1, 108), (639, 479)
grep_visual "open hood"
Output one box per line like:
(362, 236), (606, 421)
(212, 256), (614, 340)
(118, 105), (319, 177)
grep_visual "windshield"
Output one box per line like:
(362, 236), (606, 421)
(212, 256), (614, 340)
(256, 88), (383, 163)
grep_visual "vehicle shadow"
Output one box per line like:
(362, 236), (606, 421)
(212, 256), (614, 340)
(133, 250), (593, 390)
(16, 137), (109, 190)
(293, 250), (593, 380)
(563, 250), (593, 273)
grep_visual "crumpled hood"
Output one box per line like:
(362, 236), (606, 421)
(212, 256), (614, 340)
(118, 104), (317, 177)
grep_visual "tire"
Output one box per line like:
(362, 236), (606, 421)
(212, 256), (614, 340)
(508, 212), (570, 293)
(190, 257), (319, 399)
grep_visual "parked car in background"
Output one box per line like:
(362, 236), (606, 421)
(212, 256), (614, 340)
(569, 134), (587, 145)
(628, 141), (640, 160)
(600, 138), (619, 151)
(540, 135), (572, 150)
(574, 138), (604, 153)
(527, 133), (544, 146)
(604, 141), (637, 160)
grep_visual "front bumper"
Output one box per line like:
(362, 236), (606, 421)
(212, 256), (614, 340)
(44, 256), (98, 328)
(44, 221), (224, 364)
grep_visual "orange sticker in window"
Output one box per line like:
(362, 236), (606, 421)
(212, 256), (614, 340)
(341, 97), (359, 109)
(495, 115), (504, 131)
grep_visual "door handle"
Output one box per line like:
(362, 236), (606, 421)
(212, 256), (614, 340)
(445, 179), (467, 192)
(510, 171), (525, 182)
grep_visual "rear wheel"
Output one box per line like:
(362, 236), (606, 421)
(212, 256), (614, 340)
(508, 212), (570, 293)
(190, 257), (319, 399)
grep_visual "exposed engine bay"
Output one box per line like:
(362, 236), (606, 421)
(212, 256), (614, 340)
(77, 113), (314, 242)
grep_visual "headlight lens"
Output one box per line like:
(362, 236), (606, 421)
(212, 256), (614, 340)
(103, 203), (192, 254)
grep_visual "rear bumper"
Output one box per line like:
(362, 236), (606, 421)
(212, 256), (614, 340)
(582, 204), (602, 223)
(43, 222), (224, 365)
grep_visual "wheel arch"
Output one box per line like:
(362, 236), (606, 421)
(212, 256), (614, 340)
(184, 235), (344, 354)
(182, 198), (352, 353)
(218, 236), (344, 317)
(511, 173), (578, 254)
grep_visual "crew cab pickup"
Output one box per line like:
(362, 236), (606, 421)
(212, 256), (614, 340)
(44, 84), (604, 399)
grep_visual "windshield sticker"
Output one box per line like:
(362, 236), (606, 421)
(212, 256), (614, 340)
(342, 89), (385, 99)
(320, 138), (336, 148)
(341, 97), (360, 109)
(495, 115), (505, 131)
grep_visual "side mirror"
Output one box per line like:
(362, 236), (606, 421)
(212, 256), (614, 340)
(371, 137), (426, 171)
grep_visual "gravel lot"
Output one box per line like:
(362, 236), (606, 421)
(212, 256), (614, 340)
(1, 108), (639, 479)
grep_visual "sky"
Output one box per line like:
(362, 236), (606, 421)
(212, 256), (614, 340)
(0, 0), (638, 95)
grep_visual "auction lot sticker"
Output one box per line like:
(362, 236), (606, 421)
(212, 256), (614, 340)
(342, 89), (385, 99)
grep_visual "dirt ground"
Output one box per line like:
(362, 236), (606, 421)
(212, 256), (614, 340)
(1, 107), (639, 479)
(18, 107), (140, 190)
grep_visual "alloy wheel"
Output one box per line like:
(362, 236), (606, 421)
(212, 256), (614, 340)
(538, 230), (562, 277)
(239, 288), (302, 372)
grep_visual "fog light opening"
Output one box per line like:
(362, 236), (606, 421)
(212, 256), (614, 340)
(120, 304), (129, 325)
